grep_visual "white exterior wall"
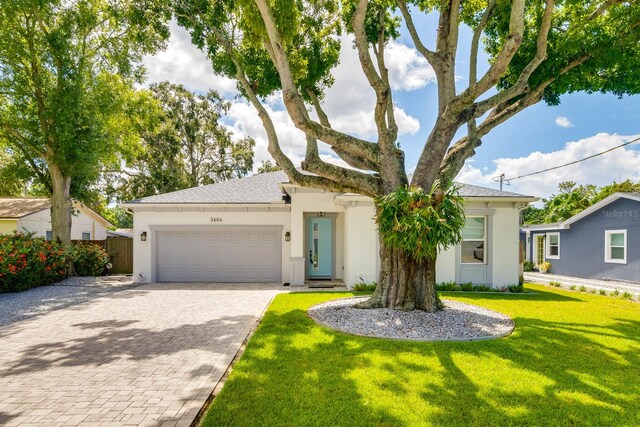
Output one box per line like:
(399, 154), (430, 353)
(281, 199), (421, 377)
(127, 191), (526, 288)
(490, 206), (521, 287)
(132, 207), (291, 284)
(435, 246), (457, 283)
(342, 204), (378, 287)
(17, 206), (109, 240)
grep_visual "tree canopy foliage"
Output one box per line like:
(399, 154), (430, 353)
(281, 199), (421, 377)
(0, 0), (171, 243)
(522, 180), (640, 224)
(105, 81), (255, 202)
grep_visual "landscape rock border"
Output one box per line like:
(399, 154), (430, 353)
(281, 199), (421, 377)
(308, 296), (515, 342)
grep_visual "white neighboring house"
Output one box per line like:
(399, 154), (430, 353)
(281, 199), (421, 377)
(121, 171), (537, 288)
(0, 197), (113, 241)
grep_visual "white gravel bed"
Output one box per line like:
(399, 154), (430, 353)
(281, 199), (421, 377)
(0, 276), (136, 326)
(308, 297), (514, 341)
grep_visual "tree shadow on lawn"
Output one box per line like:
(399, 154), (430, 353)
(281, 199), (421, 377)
(201, 292), (640, 427)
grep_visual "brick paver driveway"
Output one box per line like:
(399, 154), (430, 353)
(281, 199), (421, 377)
(0, 283), (284, 426)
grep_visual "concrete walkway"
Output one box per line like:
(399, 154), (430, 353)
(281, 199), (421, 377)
(0, 283), (285, 426)
(525, 272), (640, 296)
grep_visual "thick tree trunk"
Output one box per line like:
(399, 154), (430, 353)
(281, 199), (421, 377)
(49, 163), (72, 246)
(358, 239), (443, 312)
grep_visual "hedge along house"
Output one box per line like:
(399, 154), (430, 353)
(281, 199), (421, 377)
(0, 197), (113, 240)
(121, 171), (536, 288)
(521, 192), (640, 282)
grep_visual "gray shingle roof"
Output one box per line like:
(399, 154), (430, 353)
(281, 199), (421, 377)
(455, 182), (530, 198)
(127, 171), (289, 204)
(125, 170), (534, 204)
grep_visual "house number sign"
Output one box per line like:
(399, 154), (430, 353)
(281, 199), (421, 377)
(210, 217), (223, 223)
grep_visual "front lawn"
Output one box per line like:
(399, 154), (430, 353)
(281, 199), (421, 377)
(201, 284), (640, 426)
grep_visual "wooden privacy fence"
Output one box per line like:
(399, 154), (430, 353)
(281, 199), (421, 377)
(105, 237), (133, 274)
(71, 237), (133, 274)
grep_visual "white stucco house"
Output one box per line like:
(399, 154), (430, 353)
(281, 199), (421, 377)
(122, 171), (536, 289)
(0, 197), (113, 240)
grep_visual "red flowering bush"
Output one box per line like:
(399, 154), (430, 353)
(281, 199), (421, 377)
(0, 232), (70, 293)
(71, 243), (109, 276)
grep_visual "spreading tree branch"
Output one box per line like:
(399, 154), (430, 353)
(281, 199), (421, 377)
(253, 0), (380, 164)
(210, 26), (380, 196)
(475, 0), (556, 116)
(306, 88), (380, 171)
(438, 55), (591, 182)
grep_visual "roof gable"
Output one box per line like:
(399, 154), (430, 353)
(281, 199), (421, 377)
(123, 171), (535, 205)
(522, 192), (640, 230)
(561, 192), (640, 228)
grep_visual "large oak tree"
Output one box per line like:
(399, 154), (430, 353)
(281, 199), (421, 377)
(0, 0), (171, 245)
(174, 0), (640, 311)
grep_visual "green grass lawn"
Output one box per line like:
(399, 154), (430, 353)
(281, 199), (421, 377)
(201, 284), (640, 426)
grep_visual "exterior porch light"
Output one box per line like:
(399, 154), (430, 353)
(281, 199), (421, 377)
(140, 231), (147, 242)
(285, 231), (291, 242)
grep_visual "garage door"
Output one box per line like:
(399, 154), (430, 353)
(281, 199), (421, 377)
(155, 227), (282, 283)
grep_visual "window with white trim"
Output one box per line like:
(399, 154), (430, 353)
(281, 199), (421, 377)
(81, 232), (91, 240)
(605, 230), (627, 264)
(461, 216), (486, 264)
(546, 232), (560, 259)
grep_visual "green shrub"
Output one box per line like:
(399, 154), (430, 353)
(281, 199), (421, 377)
(71, 243), (109, 276)
(621, 292), (633, 300)
(460, 282), (474, 291)
(612, 289), (620, 297)
(589, 289), (596, 294)
(352, 282), (377, 292)
(436, 281), (460, 291)
(523, 261), (535, 272)
(599, 289), (607, 296)
(0, 232), (70, 293)
(436, 282), (500, 292)
(507, 283), (525, 293)
(579, 286), (587, 292)
(569, 285), (577, 290)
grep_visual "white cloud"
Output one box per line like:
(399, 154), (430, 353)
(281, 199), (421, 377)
(143, 21), (237, 96)
(555, 116), (575, 128)
(456, 133), (640, 199)
(384, 40), (437, 91)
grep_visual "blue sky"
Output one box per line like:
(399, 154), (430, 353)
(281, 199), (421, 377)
(143, 14), (640, 199)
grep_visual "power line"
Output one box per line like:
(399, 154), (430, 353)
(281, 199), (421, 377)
(492, 173), (509, 190)
(499, 136), (640, 184)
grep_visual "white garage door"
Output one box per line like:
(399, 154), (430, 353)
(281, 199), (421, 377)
(155, 227), (282, 283)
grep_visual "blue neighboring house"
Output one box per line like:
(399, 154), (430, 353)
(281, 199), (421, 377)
(521, 192), (640, 282)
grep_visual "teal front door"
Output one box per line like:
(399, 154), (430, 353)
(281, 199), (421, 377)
(307, 217), (332, 279)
